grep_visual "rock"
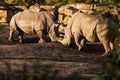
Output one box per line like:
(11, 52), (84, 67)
(64, 7), (77, 16)
(80, 10), (94, 14)
(110, 9), (118, 15)
(69, 3), (92, 10)
(58, 5), (70, 14)
(63, 15), (71, 24)
(96, 5), (109, 12)
(0, 17), (11, 22)
(0, 10), (13, 18)
(29, 5), (40, 12)
(15, 6), (27, 11)
(58, 14), (65, 22)
(40, 5), (55, 11)
(0, 10), (13, 22)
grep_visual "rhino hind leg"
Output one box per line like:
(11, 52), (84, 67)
(101, 41), (112, 56)
(8, 26), (16, 41)
(36, 30), (46, 43)
(18, 29), (24, 43)
(73, 32), (85, 51)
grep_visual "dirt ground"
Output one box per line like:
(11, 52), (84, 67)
(0, 23), (116, 80)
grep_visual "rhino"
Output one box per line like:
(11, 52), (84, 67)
(59, 11), (118, 56)
(8, 10), (59, 43)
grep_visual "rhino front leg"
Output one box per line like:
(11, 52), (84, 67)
(48, 26), (57, 42)
(49, 34), (57, 42)
(73, 32), (84, 51)
(8, 26), (16, 41)
(8, 29), (14, 41)
(36, 30), (46, 43)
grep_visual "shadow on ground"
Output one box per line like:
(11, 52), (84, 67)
(0, 23), (116, 80)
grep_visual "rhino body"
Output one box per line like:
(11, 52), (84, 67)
(60, 11), (117, 56)
(8, 10), (58, 43)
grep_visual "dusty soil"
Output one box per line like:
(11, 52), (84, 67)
(0, 23), (115, 80)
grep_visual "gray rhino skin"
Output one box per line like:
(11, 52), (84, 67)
(60, 11), (117, 56)
(8, 10), (59, 43)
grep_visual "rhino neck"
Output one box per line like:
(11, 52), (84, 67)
(49, 24), (58, 41)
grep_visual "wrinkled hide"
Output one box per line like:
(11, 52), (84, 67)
(60, 11), (117, 56)
(8, 10), (59, 43)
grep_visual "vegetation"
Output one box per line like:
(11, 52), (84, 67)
(107, 47), (120, 80)
(0, 0), (120, 6)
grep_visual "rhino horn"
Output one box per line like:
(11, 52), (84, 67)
(54, 24), (59, 27)
(59, 39), (68, 46)
(59, 40), (64, 44)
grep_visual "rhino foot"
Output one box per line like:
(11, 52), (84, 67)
(8, 37), (14, 41)
(52, 40), (57, 43)
(19, 39), (23, 43)
(78, 46), (83, 51)
(102, 52), (111, 57)
(102, 54), (108, 57)
(8, 39), (12, 41)
(38, 39), (46, 44)
(51, 38), (57, 43)
(59, 39), (68, 46)
(8, 38), (16, 42)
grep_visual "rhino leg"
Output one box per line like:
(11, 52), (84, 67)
(18, 29), (24, 43)
(48, 26), (57, 42)
(80, 39), (85, 50)
(36, 30), (46, 43)
(73, 32), (84, 51)
(8, 30), (14, 41)
(110, 42), (114, 51)
(8, 26), (16, 41)
(101, 41), (112, 56)
(98, 34), (113, 56)
(49, 35), (57, 42)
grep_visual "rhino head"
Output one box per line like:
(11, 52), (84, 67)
(58, 32), (71, 47)
(49, 23), (60, 42)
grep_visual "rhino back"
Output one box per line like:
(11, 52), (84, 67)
(14, 10), (37, 34)
(69, 12), (100, 42)
(12, 10), (55, 34)
(38, 11), (55, 34)
(96, 19), (116, 42)
(41, 11), (55, 27)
